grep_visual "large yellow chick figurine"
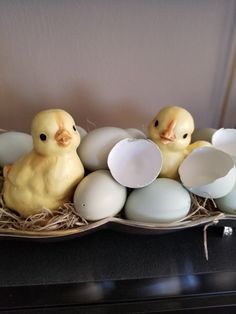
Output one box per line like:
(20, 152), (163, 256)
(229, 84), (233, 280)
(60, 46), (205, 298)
(3, 109), (84, 217)
(148, 106), (210, 179)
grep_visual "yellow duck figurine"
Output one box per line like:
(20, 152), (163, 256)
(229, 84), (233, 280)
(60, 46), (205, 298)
(148, 106), (211, 179)
(3, 109), (84, 217)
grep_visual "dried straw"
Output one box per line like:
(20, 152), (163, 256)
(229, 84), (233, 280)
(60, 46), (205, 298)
(0, 167), (224, 234)
(0, 168), (88, 231)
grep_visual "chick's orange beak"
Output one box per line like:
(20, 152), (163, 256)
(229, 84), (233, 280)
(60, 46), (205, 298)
(160, 120), (176, 144)
(55, 129), (72, 146)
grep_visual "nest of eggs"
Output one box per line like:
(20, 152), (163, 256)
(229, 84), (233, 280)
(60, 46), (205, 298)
(0, 167), (224, 234)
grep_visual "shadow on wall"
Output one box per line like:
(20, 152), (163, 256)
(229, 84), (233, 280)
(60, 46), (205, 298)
(0, 83), (149, 133)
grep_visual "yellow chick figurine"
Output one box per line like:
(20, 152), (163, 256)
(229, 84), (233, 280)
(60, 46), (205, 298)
(3, 109), (84, 217)
(148, 106), (211, 179)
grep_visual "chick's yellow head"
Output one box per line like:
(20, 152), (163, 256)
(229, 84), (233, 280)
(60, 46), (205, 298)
(148, 106), (194, 151)
(31, 109), (80, 156)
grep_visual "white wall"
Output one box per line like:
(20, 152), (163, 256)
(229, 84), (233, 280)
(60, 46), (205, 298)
(0, 0), (235, 132)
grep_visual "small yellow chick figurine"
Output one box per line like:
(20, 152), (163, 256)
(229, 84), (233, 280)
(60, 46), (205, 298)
(3, 109), (84, 217)
(148, 106), (211, 179)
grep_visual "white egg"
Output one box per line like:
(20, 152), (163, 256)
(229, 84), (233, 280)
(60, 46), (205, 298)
(125, 128), (147, 139)
(76, 125), (87, 140)
(179, 147), (236, 199)
(215, 182), (236, 214)
(73, 170), (127, 221)
(212, 128), (236, 164)
(108, 138), (162, 188)
(77, 127), (130, 171)
(125, 178), (191, 223)
(0, 132), (33, 167)
(191, 128), (216, 143)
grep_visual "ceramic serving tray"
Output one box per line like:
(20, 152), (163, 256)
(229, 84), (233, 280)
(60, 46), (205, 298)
(0, 214), (234, 240)
(0, 129), (235, 240)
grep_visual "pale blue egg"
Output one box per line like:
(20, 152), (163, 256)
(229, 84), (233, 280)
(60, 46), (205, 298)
(78, 127), (130, 171)
(125, 128), (147, 139)
(125, 178), (191, 223)
(0, 132), (33, 167)
(216, 182), (236, 214)
(76, 125), (87, 140)
(74, 170), (127, 221)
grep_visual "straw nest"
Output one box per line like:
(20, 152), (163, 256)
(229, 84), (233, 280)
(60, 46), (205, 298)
(0, 166), (224, 233)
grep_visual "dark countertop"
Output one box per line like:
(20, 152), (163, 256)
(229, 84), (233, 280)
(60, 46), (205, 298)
(1, 226), (236, 313)
(0, 226), (234, 286)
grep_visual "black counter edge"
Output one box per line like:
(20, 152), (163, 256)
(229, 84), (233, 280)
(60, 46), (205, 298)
(1, 271), (236, 311)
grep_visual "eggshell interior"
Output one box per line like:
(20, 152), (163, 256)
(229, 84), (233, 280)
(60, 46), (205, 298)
(179, 147), (236, 198)
(108, 138), (162, 188)
(212, 128), (236, 164)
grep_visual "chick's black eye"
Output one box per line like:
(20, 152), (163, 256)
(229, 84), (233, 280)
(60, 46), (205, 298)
(40, 133), (47, 141)
(183, 133), (188, 139)
(154, 120), (159, 127)
(73, 125), (76, 131)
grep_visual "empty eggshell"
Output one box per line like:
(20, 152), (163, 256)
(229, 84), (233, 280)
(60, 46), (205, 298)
(76, 125), (87, 140)
(212, 128), (236, 164)
(73, 170), (127, 221)
(77, 127), (130, 171)
(125, 178), (191, 223)
(179, 147), (236, 199)
(108, 138), (162, 188)
(0, 131), (33, 167)
(215, 182), (236, 214)
(125, 128), (147, 139)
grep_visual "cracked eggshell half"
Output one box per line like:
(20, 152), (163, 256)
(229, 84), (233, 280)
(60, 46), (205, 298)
(0, 131), (33, 167)
(77, 127), (130, 171)
(179, 147), (236, 199)
(125, 178), (191, 223)
(107, 138), (162, 188)
(73, 170), (127, 221)
(212, 128), (236, 164)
